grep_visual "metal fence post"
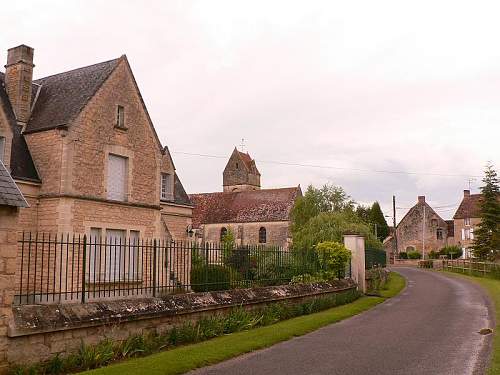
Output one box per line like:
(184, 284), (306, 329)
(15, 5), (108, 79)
(81, 234), (87, 304)
(153, 239), (157, 297)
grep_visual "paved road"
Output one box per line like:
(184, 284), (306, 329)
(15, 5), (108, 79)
(189, 268), (493, 375)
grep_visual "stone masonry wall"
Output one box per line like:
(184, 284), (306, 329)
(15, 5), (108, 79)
(202, 221), (291, 248)
(0, 206), (20, 373)
(5, 280), (356, 368)
(24, 130), (63, 195)
(68, 58), (164, 205)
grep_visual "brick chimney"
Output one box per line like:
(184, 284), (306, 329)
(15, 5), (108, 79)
(463, 190), (470, 198)
(4, 45), (34, 124)
(418, 196), (425, 204)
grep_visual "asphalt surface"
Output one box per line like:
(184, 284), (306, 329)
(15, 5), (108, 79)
(189, 268), (494, 375)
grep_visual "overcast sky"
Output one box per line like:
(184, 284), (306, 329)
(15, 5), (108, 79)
(2, 1), (499, 221)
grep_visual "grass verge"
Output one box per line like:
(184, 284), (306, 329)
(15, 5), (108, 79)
(83, 272), (405, 375)
(442, 271), (500, 375)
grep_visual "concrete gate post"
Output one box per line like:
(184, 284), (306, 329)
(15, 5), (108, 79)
(344, 234), (366, 293)
(0, 206), (20, 372)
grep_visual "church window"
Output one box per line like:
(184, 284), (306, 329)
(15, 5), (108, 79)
(259, 227), (266, 244)
(220, 227), (228, 242)
(235, 162), (239, 169)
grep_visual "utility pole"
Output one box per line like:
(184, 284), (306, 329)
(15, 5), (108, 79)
(393, 195), (398, 257)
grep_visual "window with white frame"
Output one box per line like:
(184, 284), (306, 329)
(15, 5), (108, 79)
(107, 154), (128, 201)
(462, 228), (472, 240)
(160, 173), (173, 201)
(0, 136), (5, 163)
(464, 217), (471, 226)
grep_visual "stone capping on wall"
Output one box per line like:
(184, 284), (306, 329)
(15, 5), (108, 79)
(10, 279), (356, 338)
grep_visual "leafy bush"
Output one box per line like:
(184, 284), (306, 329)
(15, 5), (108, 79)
(190, 265), (234, 292)
(398, 252), (408, 259)
(407, 251), (421, 260)
(428, 250), (439, 259)
(439, 245), (463, 259)
(314, 241), (351, 278)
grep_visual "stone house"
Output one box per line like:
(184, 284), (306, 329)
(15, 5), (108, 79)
(0, 44), (193, 242)
(452, 189), (496, 258)
(189, 148), (301, 248)
(384, 196), (452, 256)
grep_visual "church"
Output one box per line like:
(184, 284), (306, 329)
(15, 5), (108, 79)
(189, 148), (302, 248)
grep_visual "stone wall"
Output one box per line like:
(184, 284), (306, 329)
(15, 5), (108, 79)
(0, 206), (20, 373)
(5, 280), (356, 368)
(201, 221), (291, 248)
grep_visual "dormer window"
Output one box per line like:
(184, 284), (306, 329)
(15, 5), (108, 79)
(116, 105), (126, 129)
(161, 173), (173, 201)
(464, 217), (471, 226)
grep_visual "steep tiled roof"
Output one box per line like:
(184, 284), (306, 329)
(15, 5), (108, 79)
(189, 187), (301, 228)
(0, 160), (28, 207)
(236, 150), (260, 175)
(26, 58), (121, 133)
(173, 173), (192, 206)
(0, 73), (40, 182)
(453, 194), (483, 219)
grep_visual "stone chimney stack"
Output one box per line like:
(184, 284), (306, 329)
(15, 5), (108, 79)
(463, 190), (470, 198)
(418, 196), (425, 204)
(4, 45), (35, 124)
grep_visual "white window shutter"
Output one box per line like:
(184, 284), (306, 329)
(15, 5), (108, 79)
(108, 154), (127, 201)
(470, 228), (474, 240)
(461, 228), (465, 240)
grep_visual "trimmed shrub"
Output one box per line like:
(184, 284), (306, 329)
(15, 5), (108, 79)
(428, 250), (439, 259)
(407, 251), (421, 260)
(439, 245), (463, 259)
(398, 252), (408, 259)
(314, 241), (351, 278)
(190, 265), (234, 292)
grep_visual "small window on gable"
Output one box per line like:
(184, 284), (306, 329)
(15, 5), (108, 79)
(220, 227), (228, 242)
(0, 136), (5, 163)
(161, 173), (173, 201)
(436, 228), (443, 240)
(464, 217), (471, 226)
(259, 227), (266, 244)
(116, 105), (126, 129)
(431, 218), (438, 227)
(235, 162), (239, 170)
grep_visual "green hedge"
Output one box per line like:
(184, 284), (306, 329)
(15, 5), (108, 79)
(190, 265), (233, 292)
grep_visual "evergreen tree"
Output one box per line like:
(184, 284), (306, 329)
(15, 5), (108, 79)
(473, 163), (500, 260)
(356, 204), (371, 223)
(369, 201), (390, 241)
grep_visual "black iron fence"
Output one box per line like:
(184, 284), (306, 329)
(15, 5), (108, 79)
(15, 233), (351, 305)
(365, 247), (387, 269)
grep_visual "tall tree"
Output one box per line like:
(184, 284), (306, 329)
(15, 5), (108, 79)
(473, 163), (500, 260)
(355, 204), (371, 223)
(369, 201), (390, 241)
(291, 184), (355, 231)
